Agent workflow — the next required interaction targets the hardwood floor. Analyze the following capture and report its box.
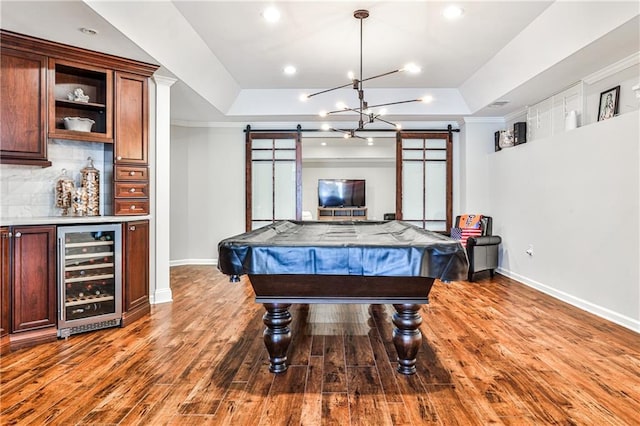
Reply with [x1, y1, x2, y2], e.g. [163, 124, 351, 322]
[1, 265, 639, 425]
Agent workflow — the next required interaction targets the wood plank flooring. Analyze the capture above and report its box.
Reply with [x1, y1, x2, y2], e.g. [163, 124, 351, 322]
[1, 265, 639, 425]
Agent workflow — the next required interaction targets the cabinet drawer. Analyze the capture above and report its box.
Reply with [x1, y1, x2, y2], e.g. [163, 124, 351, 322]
[114, 199, 149, 215]
[115, 182, 148, 198]
[115, 165, 148, 181]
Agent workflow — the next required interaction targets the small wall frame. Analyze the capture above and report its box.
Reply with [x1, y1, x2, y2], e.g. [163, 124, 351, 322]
[597, 85, 620, 121]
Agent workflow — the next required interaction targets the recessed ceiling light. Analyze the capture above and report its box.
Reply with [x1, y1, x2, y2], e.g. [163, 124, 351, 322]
[263, 6, 281, 23]
[443, 5, 464, 20]
[284, 65, 296, 75]
[79, 27, 98, 36]
[321, 142, 327, 146]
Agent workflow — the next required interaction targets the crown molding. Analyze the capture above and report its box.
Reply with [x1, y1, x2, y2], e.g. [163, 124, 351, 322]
[583, 51, 639, 85]
[462, 117, 505, 124]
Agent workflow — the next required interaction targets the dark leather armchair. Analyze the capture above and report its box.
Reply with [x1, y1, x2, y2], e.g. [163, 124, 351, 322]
[455, 215, 502, 282]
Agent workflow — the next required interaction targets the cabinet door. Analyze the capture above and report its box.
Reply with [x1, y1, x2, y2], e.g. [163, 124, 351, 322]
[551, 82, 584, 135]
[11, 226, 56, 332]
[115, 72, 148, 165]
[0, 48, 49, 166]
[526, 98, 552, 142]
[122, 220, 149, 323]
[1, 227, 10, 343]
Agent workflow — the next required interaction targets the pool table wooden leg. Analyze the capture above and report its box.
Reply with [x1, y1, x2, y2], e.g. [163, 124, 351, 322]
[262, 303, 292, 373]
[392, 304, 423, 375]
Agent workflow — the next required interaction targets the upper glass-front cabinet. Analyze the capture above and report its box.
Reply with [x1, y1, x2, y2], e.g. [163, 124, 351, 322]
[48, 59, 114, 143]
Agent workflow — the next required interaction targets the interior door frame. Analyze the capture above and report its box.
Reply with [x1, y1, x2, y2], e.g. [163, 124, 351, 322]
[245, 127, 302, 231]
[395, 130, 453, 231]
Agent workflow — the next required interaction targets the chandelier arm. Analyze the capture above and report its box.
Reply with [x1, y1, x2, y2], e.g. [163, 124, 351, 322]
[373, 116, 400, 128]
[307, 81, 356, 99]
[360, 69, 402, 83]
[365, 99, 422, 109]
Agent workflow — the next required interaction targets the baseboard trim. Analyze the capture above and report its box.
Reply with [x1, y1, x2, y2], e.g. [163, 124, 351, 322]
[151, 288, 173, 305]
[170, 258, 217, 267]
[497, 267, 639, 333]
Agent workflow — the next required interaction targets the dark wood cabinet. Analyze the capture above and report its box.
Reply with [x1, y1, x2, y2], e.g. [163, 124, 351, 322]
[115, 72, 148, 165]
[113, 72, 150, 215]
[1, 227, 10, 354]
[10, 225, 57, 348]
[0, 47, 50, 167]
[48, 58, 113, 143]
[122, 220, 150, 326]
[1, 29, 157, 174]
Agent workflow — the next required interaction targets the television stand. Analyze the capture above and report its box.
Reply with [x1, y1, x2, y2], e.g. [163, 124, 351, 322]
[318, 207, 368, 221]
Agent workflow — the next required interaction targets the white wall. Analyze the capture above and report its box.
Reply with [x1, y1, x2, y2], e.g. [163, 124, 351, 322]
[301, 137, 396, 220]
[169, 126, 246, 265]
[474, 111, 639, 331]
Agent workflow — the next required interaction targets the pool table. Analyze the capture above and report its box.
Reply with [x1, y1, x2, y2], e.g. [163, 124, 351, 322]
[218, 220, 468, 375]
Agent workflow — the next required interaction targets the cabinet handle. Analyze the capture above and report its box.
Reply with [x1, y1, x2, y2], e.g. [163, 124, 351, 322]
[129, 171, 136, 176]
[14, 232, 22, 238]
[129, 188, 136, 193]
[130, 205, 136, 210]
[117, 156, 122, 160]
[129, 225, 136, 231]
[1, 232, 11, 238]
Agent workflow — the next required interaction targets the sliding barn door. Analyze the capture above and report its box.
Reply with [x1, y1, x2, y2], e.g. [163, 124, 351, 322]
[396, 132, 452, 232]
[246, 131, 301, 231]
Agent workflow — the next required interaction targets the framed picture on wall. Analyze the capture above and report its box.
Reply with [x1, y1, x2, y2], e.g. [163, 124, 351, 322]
[598, 85, 620, 121]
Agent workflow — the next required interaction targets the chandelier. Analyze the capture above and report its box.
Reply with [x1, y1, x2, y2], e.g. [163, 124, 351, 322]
[301, 9, 431, 140]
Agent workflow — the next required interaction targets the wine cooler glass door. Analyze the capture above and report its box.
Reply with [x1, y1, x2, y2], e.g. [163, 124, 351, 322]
[58, 224, 122, 329]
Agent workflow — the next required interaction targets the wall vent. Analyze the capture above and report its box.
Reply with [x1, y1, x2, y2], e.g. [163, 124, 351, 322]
[488, 100, 510, 108]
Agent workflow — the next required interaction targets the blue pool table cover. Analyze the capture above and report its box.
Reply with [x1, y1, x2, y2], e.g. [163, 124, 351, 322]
[218, 221, 469, 282]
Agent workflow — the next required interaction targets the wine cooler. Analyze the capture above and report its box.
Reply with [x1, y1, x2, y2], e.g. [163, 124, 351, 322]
[57, 224, 122, 338]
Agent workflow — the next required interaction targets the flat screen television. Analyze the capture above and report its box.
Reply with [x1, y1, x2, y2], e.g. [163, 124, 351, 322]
[318, 179, 366, 207]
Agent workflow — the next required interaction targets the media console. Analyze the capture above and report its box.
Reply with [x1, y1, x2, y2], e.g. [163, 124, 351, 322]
[317, 207, 367, 221]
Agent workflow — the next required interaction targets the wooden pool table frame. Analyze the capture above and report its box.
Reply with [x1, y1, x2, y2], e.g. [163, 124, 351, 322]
[249, 274, 436, 375]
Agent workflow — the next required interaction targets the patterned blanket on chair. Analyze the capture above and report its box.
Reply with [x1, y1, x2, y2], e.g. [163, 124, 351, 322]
[451, 214, 483, 247]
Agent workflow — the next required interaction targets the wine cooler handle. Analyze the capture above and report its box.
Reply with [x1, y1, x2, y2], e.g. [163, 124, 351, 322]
[129, 225, 136, 231]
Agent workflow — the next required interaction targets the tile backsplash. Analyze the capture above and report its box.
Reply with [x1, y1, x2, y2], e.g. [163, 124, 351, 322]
[0, 139, 113, 219]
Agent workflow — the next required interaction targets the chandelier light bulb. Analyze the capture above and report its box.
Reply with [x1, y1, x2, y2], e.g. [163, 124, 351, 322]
[336, 101, 348, 110]
[443, 5, 464, 20]
[421, 95, 434, 103]
[319, 110, 328, 117]
[379, 108, 387, 116]
[263, 6, 281, 23]
[299, 93, 309, 102]
[284, 65, 297, 75]
[395, 123, 402, 130]
[367, 137, 373, 143]
[321, 123, 331, 131]
[347, 71, 355, 80]
[344, 133, 351, 139]
[401, 63, 421, 74]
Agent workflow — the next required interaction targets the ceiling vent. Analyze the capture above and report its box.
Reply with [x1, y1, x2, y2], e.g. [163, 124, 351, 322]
[488, 100, 510, 108]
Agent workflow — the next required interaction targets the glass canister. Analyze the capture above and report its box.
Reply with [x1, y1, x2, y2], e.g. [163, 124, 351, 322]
[55, 168, 75, 216]
[80, 157, 100, 216]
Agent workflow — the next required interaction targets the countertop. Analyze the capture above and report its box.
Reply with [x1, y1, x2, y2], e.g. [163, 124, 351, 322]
[1, 215, 151, 227]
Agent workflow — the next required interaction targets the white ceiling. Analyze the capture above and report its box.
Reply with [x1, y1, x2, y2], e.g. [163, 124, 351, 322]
[1, 1, 638, 128]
